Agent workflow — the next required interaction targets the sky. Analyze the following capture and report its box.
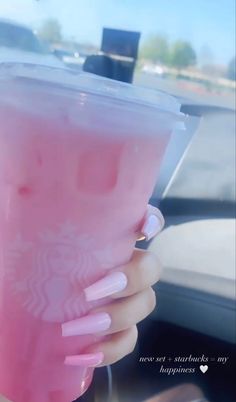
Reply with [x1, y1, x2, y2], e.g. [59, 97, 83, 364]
[0, 0, 235, 65]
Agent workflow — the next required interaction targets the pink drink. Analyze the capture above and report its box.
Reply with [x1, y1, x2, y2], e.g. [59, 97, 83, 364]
[0, 65, 183, 402]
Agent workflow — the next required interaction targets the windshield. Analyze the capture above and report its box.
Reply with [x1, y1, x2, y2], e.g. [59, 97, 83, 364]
[0, 0, 235, 206]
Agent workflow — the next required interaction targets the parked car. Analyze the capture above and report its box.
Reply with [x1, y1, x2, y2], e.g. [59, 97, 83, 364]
[53, 48, 85, 69]
[0, 19, 63, 68]
[142, 63, 164, 76]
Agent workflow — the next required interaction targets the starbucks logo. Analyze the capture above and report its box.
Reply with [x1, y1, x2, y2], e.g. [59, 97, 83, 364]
[5, 222, 114, 322]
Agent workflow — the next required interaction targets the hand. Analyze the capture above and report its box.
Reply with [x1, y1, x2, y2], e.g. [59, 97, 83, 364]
[62, 205, 164, 367]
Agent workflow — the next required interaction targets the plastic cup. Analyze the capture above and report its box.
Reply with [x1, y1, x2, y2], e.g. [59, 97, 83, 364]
[0, 64, 184, 402]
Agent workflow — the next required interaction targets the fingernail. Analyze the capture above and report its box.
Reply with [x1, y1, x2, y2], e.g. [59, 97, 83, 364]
[64, 352, 104, 367]
[62, 312, 111, 337]
[84, 271, 128, 302]
[141, 214, 163, 241]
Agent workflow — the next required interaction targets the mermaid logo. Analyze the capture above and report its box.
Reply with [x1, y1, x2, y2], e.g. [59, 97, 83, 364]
[5, 222, 114, 322]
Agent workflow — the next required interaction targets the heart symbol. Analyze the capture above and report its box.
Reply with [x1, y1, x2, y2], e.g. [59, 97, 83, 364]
[200, 365, 208, 373]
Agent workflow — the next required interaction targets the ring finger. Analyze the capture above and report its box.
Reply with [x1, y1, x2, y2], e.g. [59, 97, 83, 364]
[62, 287, 156, 337]
[64, 325, 138, 367]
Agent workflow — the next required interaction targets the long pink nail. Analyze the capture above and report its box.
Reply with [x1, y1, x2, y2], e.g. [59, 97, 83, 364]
[62, 312, 111, 337]
[141, 214, 163, 241]
[64, 352, 104, 367]
[84, 271, 127, 302]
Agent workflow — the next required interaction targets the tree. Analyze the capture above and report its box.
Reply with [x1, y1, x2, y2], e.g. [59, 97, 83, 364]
[38, 19, 62, 43]
[140, 35, 169, 64]
[199, 44, 214, 67]
[227, 57, 236, 81]
[169, 41, 197, 69]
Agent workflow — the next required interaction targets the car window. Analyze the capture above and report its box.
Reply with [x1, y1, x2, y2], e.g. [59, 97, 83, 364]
[0, 1, 235, 207]
[164, 109, 235, 203]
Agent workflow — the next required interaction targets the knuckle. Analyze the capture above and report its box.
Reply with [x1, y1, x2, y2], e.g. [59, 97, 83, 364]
[128, 251, 162, 296]
[139, 251, 160, 275]
[106, 327, 138, 364]
[119, 310, 133, 329]
[147, 287, 157, 313]
[127, 326, 138, 354]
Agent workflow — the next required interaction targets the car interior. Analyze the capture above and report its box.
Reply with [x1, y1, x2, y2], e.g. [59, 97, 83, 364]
[0, 2, 235, 402]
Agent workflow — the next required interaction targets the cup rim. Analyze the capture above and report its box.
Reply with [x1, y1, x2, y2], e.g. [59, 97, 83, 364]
[0, 62, 184, 120]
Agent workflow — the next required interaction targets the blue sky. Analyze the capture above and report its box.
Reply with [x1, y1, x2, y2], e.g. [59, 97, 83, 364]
[0, 0, 235, 64]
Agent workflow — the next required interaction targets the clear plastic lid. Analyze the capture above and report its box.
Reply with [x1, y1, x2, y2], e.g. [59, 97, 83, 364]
[0, 62, 185, 122]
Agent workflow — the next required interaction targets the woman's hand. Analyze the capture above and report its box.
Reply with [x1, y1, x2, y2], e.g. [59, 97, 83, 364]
[62, 205, 164, 367]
